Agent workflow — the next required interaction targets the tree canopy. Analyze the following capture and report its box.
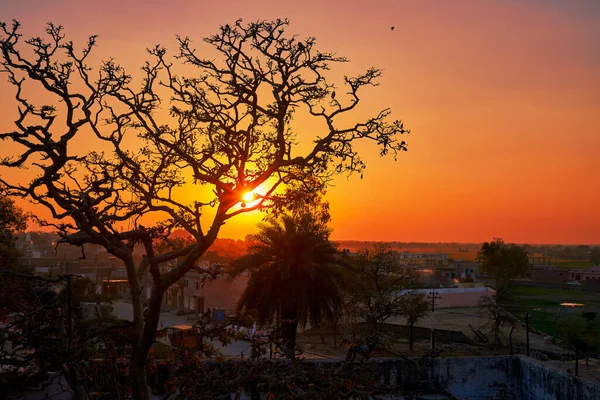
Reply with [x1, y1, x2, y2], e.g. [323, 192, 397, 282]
[0, 18, 410, 398]
[346, 243, 419, 334]
[477, 238, 529, 296]
[0, 195, 27, 270]
[230, 202, 345, 358]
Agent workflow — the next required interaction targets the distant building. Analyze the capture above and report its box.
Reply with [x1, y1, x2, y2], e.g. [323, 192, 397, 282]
[531, 265, 569, 284]
[163, 262, 248, 315]
[450, 261, 481, 281]
[396, 252, 449, 267]
[569, 265, 600, 283]
[101, 280, 129, 297]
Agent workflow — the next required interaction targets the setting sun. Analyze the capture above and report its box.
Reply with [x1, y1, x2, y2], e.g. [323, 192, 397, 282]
[242, 192, 255, 203]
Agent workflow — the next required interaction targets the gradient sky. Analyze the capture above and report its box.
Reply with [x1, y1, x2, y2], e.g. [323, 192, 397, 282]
[1, 0, 599, 244]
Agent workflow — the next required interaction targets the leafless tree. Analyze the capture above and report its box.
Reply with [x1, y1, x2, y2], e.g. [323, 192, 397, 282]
[346, 244, 417, 337]
[478, 295, 517, 349]
[0, 18, 409, 399]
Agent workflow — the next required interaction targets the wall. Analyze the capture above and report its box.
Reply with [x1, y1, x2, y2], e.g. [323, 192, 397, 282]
[20, 356, 600, 400]
[237, 356, 600, 400]
[518, 357, 600, 400]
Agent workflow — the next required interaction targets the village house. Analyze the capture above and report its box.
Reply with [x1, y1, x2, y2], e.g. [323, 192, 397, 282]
[569, 265, 600, 282]
[163, 262, 249, 316]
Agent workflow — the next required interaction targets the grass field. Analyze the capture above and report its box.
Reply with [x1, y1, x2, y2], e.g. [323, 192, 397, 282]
[508, 285, 600, 341]
[553, 260, 595, 269]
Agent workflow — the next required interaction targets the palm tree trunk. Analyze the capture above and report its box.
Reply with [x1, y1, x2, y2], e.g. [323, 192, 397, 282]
[281, 308, 298, 359]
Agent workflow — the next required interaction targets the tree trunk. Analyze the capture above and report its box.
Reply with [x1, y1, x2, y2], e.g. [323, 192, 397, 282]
[129, 352, 150, 400]
[333, 317, 338, 348]
[129, 286, 164, 400]
[586, 353, 590, 370]
[281, 308, 298, 359]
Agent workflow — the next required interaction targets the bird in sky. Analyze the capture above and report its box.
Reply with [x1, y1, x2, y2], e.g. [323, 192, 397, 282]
[391, 26, 395, 31]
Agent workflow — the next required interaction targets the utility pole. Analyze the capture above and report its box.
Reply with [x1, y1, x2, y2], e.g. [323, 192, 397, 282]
[428, 290, 442, 350]
[525, 313, 530, 357]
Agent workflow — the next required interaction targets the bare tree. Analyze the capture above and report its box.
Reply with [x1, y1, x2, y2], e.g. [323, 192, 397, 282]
[347, 244, 418, 338]
[0, 19, 409, 399]
[478, 296, 517, 349]
[400, 293, 429, 351]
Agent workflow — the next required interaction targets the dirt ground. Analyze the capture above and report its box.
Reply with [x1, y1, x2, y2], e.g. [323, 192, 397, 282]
[296, 315, 600, 385]
[297, 307, 570, 360]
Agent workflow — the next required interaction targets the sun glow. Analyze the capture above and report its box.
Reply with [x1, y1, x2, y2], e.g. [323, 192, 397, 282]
[242, 191, 255, 203]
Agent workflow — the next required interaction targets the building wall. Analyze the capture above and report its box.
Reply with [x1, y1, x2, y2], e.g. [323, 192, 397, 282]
[169, 270, 249, 315]
[396, 252, 449, 267]
[570, 266, 600, 282]
[531, 268, 569, 284]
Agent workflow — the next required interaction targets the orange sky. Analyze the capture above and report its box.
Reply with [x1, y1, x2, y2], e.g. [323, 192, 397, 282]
[1, 0, 599, 244]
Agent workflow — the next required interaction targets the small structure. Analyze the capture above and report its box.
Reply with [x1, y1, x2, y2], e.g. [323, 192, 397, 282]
[169, 325, 197, 348]
[101, 279, 128, 297]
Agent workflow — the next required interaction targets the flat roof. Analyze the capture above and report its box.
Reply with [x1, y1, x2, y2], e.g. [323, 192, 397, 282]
[171, 325, 194, 330]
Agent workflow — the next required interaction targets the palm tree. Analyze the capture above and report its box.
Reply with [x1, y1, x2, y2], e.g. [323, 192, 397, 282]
[230, 211, 345, 359]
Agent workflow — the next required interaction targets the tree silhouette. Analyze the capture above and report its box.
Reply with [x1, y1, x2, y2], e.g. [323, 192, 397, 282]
[346, 243, 418, 337]
[0, 19, 409, 398]
[477, 238, 529, 298]
[230, 204, 345, 359]
[0, 195, 27, 271]
[400, 293, 429, 350]
[478, 295, 517, 349]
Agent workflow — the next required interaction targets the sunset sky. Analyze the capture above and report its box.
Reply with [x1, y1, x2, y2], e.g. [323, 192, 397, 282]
[0, 0, 599, 244]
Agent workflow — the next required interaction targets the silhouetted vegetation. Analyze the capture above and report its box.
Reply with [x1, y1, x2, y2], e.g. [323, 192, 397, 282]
[478, 238, 530, 298]
[231, 202, 345, 359]
[344, 243, 423, 341]
[0, 18, 408, 398]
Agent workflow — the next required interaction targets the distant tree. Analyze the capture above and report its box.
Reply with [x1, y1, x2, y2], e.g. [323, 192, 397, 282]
[347, 243, 418, 337]
[0, 195, 28, 271]
[590, 247, 600, 264]
[68, 276, 115, 314]
[557, 315, 599, 370]
[0, 19, 409, 398]
[230, 200, 345, 359]
[0, 195, 31, 314]
[400, 293, 429, 350]
[579, 312, 599, 368]
[477, 238, 529, 298]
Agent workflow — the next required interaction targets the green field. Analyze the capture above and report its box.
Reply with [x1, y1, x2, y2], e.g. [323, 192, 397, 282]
[508, 285, 600, 340]
[553, 260, 595, 269]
